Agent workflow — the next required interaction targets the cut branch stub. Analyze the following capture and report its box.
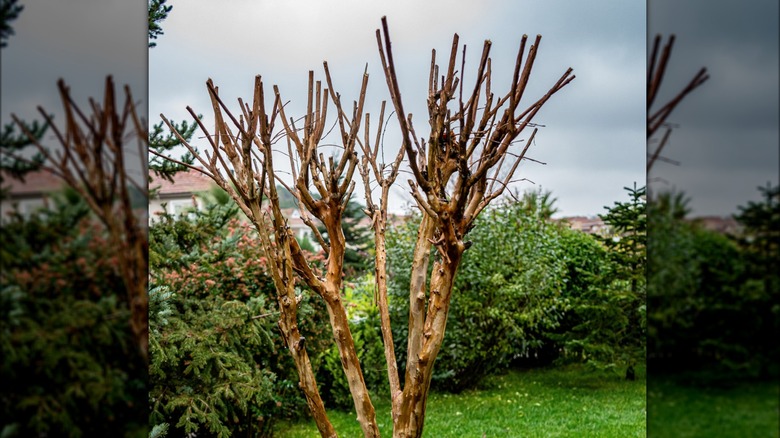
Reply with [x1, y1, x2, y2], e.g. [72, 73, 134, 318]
[376, 17, 573, 437]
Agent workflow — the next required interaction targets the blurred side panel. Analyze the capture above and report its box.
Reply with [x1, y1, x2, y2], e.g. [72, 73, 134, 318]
[1, 0, 149, 436]
[647, 0, 779, 436]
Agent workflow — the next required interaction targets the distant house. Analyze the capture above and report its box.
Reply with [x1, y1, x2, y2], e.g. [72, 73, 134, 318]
[558, 213, 743, 238]
[149, 168, 320, 245]
[558, 216, 611, 236]
[149, 169, 215, 220]
[1, 169, 64, 221]
[691, 215, 742, 235]
[2, 168, 148, 224]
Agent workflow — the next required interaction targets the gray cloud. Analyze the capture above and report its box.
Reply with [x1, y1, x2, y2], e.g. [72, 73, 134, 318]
[1, 0, 147, 120]
[1, 0, 148, 185]
[149, 0, 646, 216]
[3, 0, 647, 217]
[649, 0, 779, 215]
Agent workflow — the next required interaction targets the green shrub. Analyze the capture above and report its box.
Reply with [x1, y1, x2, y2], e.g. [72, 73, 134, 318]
[387, 201, 574, 392]
[647, 191, 777, 377]
[386, 192, 647, 390]
[149, 195, 332, 436]
[549, 186, 646, 378]
[149, 286, 277, 437]
[0, 190, 147, 437]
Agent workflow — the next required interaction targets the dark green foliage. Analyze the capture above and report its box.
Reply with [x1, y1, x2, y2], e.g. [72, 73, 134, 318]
[599, 184, 647, 282]
[0, 120, 48, 183]
[387, 201, 578, 392]
[648, 188, 778, 377]
[0, 0, 23, 48]
[149, 286, 276, 437]
[148, 0, 172, 48]
[149, 193, 333, 436]
[555, 184, 646, 376]
[149, 187, 240, 270]
[734, 184, 779, 375]
[148, 118, 199, 184]
[385, 190, 647, 391]
[735, 184, 779, 296]
[0, 190, 147, 437]
[544, 228, 634, 372]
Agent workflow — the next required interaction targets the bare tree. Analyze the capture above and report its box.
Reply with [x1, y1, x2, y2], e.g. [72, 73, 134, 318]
[647, 34, 709, 173]
[154, 67, 373, 437]
[11, 76, 150, 362]
[155, 17, 572, 437]
[374, 17, 573, 436]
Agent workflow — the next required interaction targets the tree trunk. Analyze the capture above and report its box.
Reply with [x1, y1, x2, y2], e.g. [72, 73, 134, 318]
[373, 208, 402, 412]
[321, 216, 380, 437]
[278, 294, 337, 438]
[323, 290, 380, 437]
[395, 235, 463, 438]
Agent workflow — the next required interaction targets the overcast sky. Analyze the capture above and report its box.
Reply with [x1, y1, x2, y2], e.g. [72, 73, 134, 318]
[3, 1, 776, 217]
[0, 0, 148, 183]
[649, 0, 779, 216]
[145, 0, 646, 217]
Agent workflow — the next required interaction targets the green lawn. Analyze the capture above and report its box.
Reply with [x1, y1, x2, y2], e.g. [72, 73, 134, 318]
[275, 365, 646, 437]
[647, 375, 779, 437]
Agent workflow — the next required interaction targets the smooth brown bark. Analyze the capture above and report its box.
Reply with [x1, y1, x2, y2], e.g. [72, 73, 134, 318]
[400, 213, 434, 410]
[259, 161, 337, 437]
[372, 208, 402, 409]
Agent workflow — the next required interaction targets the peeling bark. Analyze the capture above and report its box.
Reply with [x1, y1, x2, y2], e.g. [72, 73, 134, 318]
[157, 16, 573, 437]
[376, 16, 573, 437]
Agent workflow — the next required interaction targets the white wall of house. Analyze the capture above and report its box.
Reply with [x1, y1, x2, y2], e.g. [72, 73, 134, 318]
[148, 195, 207, 223]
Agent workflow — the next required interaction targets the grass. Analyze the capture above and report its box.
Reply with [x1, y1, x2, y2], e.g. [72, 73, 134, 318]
[647, 374, 780, 437]
[274, 365, 646, 437]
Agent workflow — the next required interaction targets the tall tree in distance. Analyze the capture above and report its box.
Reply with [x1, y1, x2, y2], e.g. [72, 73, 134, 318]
[0, 119, 47, 183]
[0, 0, 24, 48]
[599, 183, 647, 379]
[519, 187, 559, 220]
[148, 117, 198, 182]
[734, 183, 779, 375]
[148, 0, 172, 48]
[0, 0, 48, 184]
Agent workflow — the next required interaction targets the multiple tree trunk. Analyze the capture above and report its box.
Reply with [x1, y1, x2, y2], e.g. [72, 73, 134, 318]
[157, 17, 573, 437]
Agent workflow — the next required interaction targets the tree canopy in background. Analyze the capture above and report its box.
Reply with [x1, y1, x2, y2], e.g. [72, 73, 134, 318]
[0, 0, 23, 48]
[647, 187, 779, 378]
[148, 0, 172, 48]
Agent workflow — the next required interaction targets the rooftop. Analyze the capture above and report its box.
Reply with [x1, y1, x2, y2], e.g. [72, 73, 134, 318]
[1, 168, 65, 197]
[151, 168, 216, 197]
